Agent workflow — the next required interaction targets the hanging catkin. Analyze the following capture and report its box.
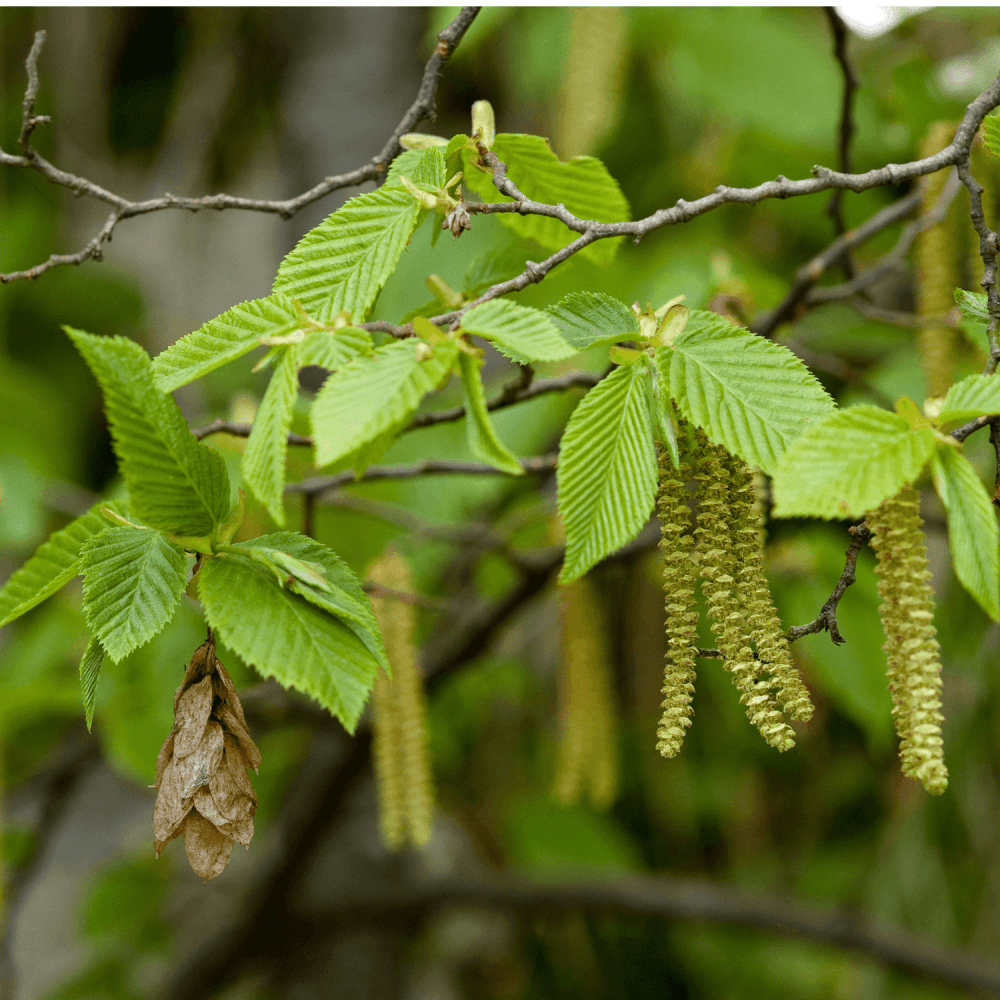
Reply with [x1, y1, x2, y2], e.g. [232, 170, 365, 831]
[868, 485, 948, 795]
[369, 549, 434, 848]
[695, 439, 795, 751]
[553, 575, 619, 810]
[655, 444, 700, 758]
[726, 453, 814, 723]
[917, 121, 963, 398]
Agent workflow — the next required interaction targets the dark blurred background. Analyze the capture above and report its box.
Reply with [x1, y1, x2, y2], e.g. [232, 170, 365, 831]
[2, 7, 1000, 1000]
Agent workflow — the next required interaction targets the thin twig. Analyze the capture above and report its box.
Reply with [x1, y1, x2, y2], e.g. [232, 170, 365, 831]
[192, 370, 601, 447]
[361, 580, 449, 611]
[0, 9, 481, 283]
[286, 453, 559, 499]
[990, 417, 1000, 506]
[752, 191, 921, 336]
[822, 7, 859, 256]
[786, 523, 872, 643]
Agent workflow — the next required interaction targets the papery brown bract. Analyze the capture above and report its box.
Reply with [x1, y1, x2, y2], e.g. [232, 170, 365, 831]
[153, 638, 259, 879]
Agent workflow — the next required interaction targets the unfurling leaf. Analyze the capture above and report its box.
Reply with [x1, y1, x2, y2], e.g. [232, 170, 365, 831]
[460, 299, 576, 364]
[153, 639, 259, 880]
[80, 635, 106, 732]
[547, 292, 641, 350]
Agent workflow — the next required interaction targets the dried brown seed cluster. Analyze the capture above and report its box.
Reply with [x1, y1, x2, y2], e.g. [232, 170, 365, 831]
[153, 638, 260, 880]
[552, 576, 619, 810]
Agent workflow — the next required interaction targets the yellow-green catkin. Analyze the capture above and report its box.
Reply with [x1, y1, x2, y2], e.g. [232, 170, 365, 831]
[552, 576, 619, 809]
[868, 486, 949, 795]
[369, 549, 435, 847]
[655, 445, 700, 757]
[726, 454, 814, 724]
[696, 440, 795, 751]
[917, 121, 963, 398]
[555, 7, 626, 158]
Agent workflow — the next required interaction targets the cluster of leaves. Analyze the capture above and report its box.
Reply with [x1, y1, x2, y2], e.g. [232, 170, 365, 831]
[3, 119, 1000, 746]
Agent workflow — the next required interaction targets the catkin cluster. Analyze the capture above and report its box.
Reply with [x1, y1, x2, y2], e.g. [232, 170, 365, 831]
[552, 576, 619, 810]
[656, 431, 813, 757]
[868, 486, 949, 795]
[368, 549, 435, 849]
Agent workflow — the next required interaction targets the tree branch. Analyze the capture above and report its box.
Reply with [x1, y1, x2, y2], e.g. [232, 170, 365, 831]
[285, 453, 559, 500]
[303, 873, 1000, 996]
[822, 7, 859, 253]
[0, 9, 481, 283]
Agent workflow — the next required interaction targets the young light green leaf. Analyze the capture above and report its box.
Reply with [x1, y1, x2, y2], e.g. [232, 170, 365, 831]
[982, 114, 1000, 158]
[243, 348, 298, 526]
[644, 355, 680, 470]
[955, 288, 989, 324]
[0, 500, 127, 629]
[547, 292, 641, 350]
[80, 526, 188, 662]
[152, 294, 304, 392]
[458, 352, 524, 475]
[557, 363, 658, 584]
[386, 146, 446, 188]
[273, 187, 422, 322]
[235, 532, 389, 672]
[80, 635, 106, 732]
[460, 299, 575, 363]
[771, 406, 937, 519]
[936, 373, 1000, 424]
[460, 133, 630, 265]
[311, 338, 459, 469]
[657, 311, 834, 475]
[295, 326, 373, 370]
[67, 329, 231, 535]
[930, 444, 1000, 620]
[198, 552, 381, 732]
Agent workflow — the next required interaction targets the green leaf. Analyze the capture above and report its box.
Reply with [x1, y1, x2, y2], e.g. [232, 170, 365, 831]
[955, 288, 989, 324]
[242, 348, 298, 526]
[152, 294, 304, 392]
[234, 532, 389, 672]
[311, 338, 459, 469]
[937, 373, 1000, 424]
[463, 241, 543, 297]
[771, 406, 938, 519]
[66, 329, 231, 535]
[557, 364, 658, 583]
[460, 299, 576, 364]
[80, 635, 106, 731]
[644, 356, 680, 470]
[386, 146, 446, 188]
[547, 292, 641, 350]
[982, 114, 1000, 158]
[198, 552, 381, 731]
[0, 501, 127, 628]
[273, 187, 422, 322]
[657, 311, 835, 475]
[80, 526, 187, 662]
[295, 326, 373, 370]
[460, 133, 630, 265]
[930, 444, 1000, 620]
[458, 352, 524, 475]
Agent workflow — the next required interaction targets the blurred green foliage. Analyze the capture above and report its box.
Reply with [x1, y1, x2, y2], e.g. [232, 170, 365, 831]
[1, 7, 999, 1000]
